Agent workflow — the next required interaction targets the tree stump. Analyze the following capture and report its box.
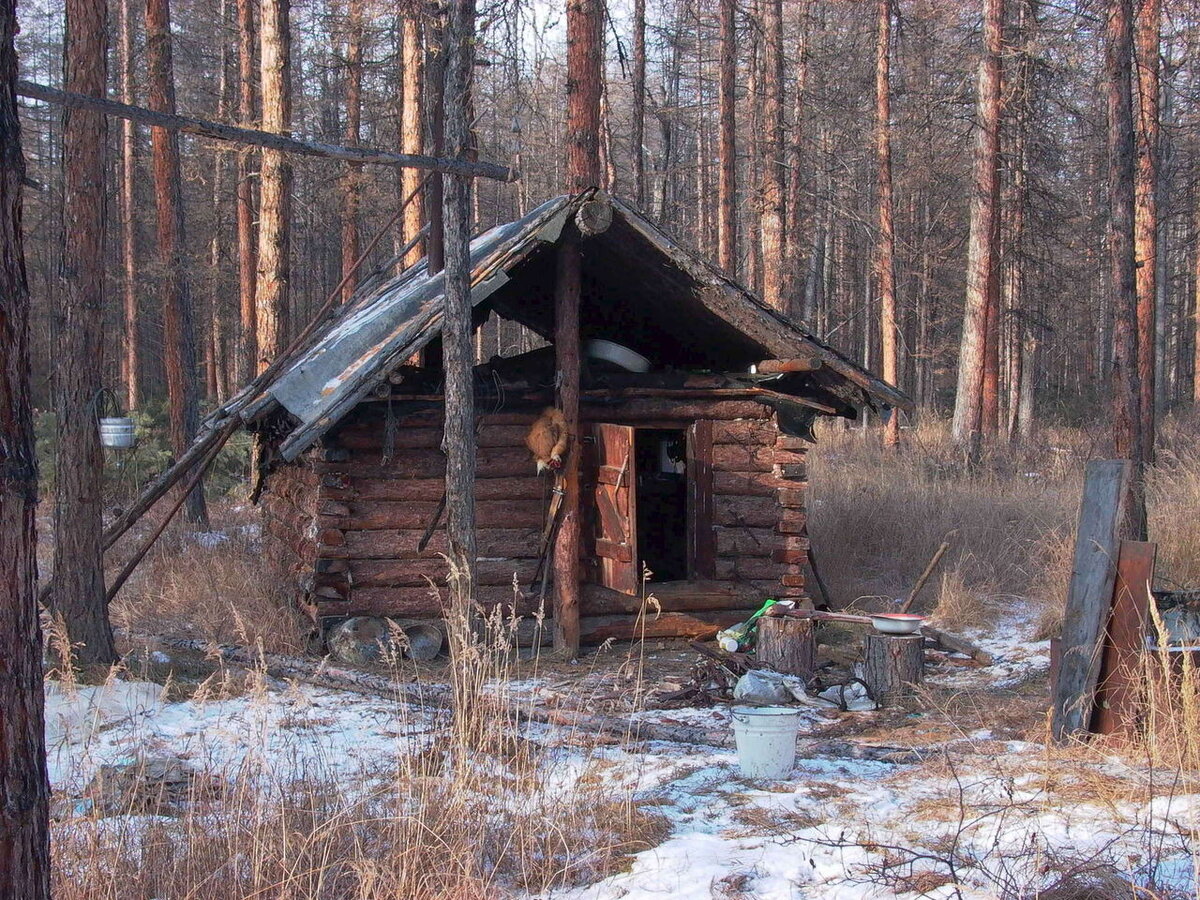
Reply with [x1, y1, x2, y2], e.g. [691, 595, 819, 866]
[862, 633, 924, 707]
[757, 616, 816, 678]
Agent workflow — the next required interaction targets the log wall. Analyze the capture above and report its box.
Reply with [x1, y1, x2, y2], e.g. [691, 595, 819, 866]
[259, 398, 812, 637]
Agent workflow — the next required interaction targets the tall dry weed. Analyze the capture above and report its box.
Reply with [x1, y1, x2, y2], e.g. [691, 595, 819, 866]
[806, 418, 1083, 628]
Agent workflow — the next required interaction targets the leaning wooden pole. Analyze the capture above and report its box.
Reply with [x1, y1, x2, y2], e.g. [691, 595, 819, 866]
[16, 80, 516, 181]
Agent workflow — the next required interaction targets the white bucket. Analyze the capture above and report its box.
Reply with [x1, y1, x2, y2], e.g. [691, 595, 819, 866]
[731, 706, 802, 778]
[99, 417, 136, 449]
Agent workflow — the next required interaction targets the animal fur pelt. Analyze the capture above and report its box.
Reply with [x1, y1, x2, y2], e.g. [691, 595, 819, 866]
[525, 407, 571, 473]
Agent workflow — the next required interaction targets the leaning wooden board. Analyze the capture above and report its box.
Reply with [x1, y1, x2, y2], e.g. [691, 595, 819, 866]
[1051, 459, 1133, 743]
[1091, 540, 1156, 737]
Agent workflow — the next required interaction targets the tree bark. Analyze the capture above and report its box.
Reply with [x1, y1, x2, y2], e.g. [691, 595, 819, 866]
[1133, 0, 1159, 465]
[863, 633, 923, 707]
[951, 0, 1004, 459]
[256, 0, 291, 370]
[400, 15, 425, 269]
[554, 0, 602, 658]
[146, 0, 208, 526]
[631, 0, 646, 208]
[876, 0, 899, 449]
[442, 0, 476, 632]
[1106, 0, 1145, 538]
[757, 616, 815, 678]
[53, 0, 118, 670]
[716, 0, 736, 274]
[235, 0, 256, 383]
[785, 0, 810, 307]
[756, 0, 785, 311]
[118, 0, 139, 411]
[0, 0, 51, 886]
[339, 0, 363, 303]
[566, 0, 602, 192]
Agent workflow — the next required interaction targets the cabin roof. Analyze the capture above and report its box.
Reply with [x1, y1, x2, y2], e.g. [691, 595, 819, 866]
[244, 190, 912, 461]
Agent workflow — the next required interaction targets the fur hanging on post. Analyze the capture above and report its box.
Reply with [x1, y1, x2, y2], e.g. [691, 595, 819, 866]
[525, 406, 571, 473]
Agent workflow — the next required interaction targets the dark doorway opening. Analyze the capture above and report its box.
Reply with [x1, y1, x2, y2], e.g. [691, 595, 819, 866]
[635, 428, 688, 582]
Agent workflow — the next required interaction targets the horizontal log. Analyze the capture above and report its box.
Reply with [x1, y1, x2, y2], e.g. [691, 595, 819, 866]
[317, 585, 536, 619]
[579, 610, 749, 643]
[714, 494, 782, 528]
[715, 557, 797, 581]
[343, 527, 542, 560]
[777, 518, 808, 535]
[776, 434, 810, 451]
[321, 498, 544, 531]
[772, 548, 809, 565]
[346, 557, 538, 588]
[326, 476, 549, 503]
[715, 526, 778, 557]
[777, 488, 806, 509]
[581, 400, 771, 422]
[753, 357, 823, 374]
[331, 424, 531, 452]
[781, 574, 807, 588]
[315, 446, 535, 480]
[713, 471, 790, 497]
[778, 463, 807, 481]
[772, 448, 807, 468]
[711, 419, 779, 446]
[18, 80, 516, 181]
[582, 580, 760, 615]
[712, 444, 774, 473]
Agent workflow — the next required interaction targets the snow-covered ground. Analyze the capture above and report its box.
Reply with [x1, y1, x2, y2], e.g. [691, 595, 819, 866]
[44, 619, 1200, 898]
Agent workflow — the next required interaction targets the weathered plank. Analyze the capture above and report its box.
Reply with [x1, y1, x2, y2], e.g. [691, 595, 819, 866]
[347, 557, 538, 588]
[715, 526, 778, 557]
[711, 418, 778, 446]
[713, 494, 781, 528]
[329, 475, 548, 503]
[712, 443, 775, 473]
[1052, 459, 1133, 743]
[578, 609, 748, 643]
[1092, 539, 1156, 737]
[713, 471, 790, 497]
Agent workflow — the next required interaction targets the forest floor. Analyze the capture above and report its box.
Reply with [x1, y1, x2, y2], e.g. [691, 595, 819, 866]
[39, 417, 1200, 898]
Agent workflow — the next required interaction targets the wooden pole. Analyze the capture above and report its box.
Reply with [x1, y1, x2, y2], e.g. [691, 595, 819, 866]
[16, 79, 516, 181]
[552, 236, 582, 654]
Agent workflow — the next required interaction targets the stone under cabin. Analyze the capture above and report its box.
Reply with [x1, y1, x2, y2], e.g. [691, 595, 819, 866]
[243, 191, 912, 646]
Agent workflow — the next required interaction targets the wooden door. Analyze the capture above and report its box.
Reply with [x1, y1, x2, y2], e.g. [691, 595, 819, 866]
[585, 423, 638, 595]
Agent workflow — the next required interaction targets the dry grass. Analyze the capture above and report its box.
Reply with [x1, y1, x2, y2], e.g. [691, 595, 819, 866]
[806, 418, 1086, 628]
[108, 505, 310, 655]
[50, 588, 667, 899]
[808, 415, 1200, 634]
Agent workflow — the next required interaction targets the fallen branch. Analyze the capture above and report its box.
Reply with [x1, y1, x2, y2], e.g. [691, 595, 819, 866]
[899, 536, 953, 613]
[18, 80, 516, 182]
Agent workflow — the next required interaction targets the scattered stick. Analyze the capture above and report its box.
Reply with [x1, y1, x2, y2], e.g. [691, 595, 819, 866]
[899, 536, 953, 613]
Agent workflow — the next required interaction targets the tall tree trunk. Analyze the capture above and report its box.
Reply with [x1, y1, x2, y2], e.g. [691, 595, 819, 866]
[785, 0, 810, 308]
[756, 0, 784, 310]
[400, 15, 425, 269]
[951, 0, 1004, 459]
[0, 0, 50, 885]
[1195, 189, 1200, 407]
[256, 0, 290, 370]
[236, 0, 256, 383]
[146, 0, 208, 525]
[340, 0, 362, 303]
[555, 0, 602, 657]
[875, 0, 899, 449]
[53, 0, 118, 669]
[442, 0, 476, 636]
[631, 0, 645, 207]
[1106, 0, 1145, 537]
[207, 0, 230, 402]
[716, 0, 736, 274]
[118, 0, 139, 410]
[1133, 0, 1158, 465]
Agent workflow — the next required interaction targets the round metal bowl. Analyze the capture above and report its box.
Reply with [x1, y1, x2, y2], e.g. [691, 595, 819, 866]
[870, 613, 925, 635]
[584, 339, 651, 373]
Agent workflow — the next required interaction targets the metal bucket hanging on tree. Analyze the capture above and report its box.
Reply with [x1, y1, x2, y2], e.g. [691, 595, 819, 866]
[96, 388, 136, 449]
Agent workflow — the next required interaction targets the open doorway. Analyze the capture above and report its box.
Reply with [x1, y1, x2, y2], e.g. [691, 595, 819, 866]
[634, 428, 688, 582]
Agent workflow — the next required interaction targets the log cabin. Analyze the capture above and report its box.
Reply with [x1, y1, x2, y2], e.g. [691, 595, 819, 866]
[243, 191, 912, 646]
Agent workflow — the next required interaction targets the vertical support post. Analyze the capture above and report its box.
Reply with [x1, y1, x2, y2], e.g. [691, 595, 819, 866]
[552, 235, 582, 655]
